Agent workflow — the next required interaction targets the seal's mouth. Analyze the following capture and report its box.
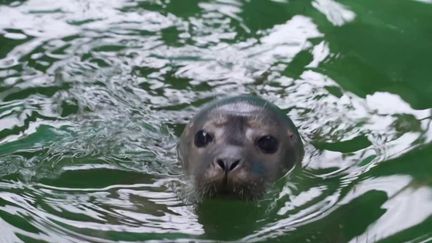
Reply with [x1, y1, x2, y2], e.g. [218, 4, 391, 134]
[195, 177, 265, 201]
[221, 173, 229, 187]
[219, 177, 233, 194]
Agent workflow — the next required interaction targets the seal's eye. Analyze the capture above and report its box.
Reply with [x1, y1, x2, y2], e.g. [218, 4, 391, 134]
[194, 130, 213, 147]
[256, 135, 278, 154]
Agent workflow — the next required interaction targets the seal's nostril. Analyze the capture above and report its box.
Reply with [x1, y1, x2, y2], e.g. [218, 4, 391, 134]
[216, 159, 225, 171]
[215, 158, 241, 173]
[229, 160, 240, 171]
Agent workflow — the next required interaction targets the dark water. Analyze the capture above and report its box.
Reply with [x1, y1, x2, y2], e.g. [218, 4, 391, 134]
[0, 0, 431, 242]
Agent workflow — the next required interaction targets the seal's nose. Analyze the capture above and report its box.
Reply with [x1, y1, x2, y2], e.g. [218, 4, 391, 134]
[214, 158, 242, 173]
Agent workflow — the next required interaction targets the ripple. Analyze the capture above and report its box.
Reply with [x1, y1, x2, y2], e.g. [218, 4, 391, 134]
[0, 0, 431, 241]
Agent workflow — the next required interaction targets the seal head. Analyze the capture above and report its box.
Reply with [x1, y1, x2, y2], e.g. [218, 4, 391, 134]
[178, 95, 304, 200]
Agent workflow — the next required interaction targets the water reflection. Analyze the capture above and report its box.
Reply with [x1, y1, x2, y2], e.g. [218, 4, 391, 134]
[312, 0, 356, 26]
[346, 176, 432, 242]
[0, 0, 431, 242]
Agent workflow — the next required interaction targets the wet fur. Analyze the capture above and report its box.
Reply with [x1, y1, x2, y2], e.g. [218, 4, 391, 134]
[178, 95, 304, 200]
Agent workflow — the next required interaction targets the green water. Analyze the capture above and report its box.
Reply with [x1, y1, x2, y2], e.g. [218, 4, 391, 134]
[0, 0, 431, 242]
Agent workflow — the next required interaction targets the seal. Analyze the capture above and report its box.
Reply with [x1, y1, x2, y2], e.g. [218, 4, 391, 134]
[177, 95, 304, 200]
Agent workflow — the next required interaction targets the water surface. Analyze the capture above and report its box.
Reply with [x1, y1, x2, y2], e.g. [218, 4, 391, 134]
[0, 0, 432, 242]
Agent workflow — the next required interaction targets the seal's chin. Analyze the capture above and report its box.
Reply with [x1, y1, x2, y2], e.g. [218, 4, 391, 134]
[194, 174, 266, 200]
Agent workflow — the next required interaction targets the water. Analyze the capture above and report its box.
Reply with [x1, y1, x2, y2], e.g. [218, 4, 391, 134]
[0, 0, 431, 242]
